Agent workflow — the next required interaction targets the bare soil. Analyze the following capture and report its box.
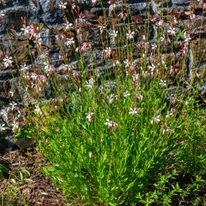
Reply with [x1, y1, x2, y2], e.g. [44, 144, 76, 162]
[0, 146, 69, 206]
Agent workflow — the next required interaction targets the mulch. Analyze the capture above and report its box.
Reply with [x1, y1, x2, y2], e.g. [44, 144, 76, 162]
[0, 146, 70, 206]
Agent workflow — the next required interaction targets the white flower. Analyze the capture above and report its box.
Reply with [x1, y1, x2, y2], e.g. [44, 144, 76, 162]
[148, 63, 156, 73]
[168, 27, 177, 36]
[17, 110, 21, 118]
[183, 32, 191, 43]
[65, 37, 75, 46]
[108, 3, 116, 15]
[64, 21, 73, 30]
[107, 94, 118, 104]
[172, 16, 178, 25]
[108, 94, 114, 104]
[88, 151, 93, 158]
[0, 109, 7, 117]
[129, 107, 138, 116]
[10, 121, 19, 131]
[136, 93, 143, 100]
[44, 62, 54, 72]
[160, 34, 165, 42]
[126, 30, 135, 40]
[123, 59, 131, 68]
[0, 12, 5, 19]
[132, 73, 139, 82]
[159, 80, 167, 87]
[0, 124, 6, 132]
[20, 64, 29, 71]
[163, 126, 174, 134]
[103, 47, 112, 57]
[9, 101, 17, 111]
[85, 77, 95, 89]
[123, 91, 130, 98]
[109, 30, 118, 40]
[86, 111, 94, 122]
[166, 111, 173, 118]
[151, 43, 157, 50]
[58, 64, 71, 71]
[59, 1, 67, 9]
[35, 105, 43, 115]
[21, 25, 31, 36]
[9, 90, 14, 97]
[36, 36, 43, 45]
[30, 73, 37, 80]
[105, 119, 113, 127]
[151, 115, 161, 124]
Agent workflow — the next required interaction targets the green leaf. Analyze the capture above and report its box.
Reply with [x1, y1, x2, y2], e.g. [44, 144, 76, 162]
[0, 164, 7, 179]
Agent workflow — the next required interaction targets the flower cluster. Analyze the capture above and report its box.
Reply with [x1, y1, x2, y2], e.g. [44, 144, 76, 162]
[105, 119, 118, 130]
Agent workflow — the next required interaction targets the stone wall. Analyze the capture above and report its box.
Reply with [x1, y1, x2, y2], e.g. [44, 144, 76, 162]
[0, 0, 206, 151]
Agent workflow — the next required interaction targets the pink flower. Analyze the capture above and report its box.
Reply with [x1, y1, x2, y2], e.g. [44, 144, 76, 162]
[108, 0, 116, 15]
[190, 13, 196, 20]
[55, 34, 65, 40]
[91, 0, 97, 6]
[158, 19, 164, 26]
[98, 25, 107, 34]
[103, 47, 112, 57]
[0, 12, 5, 21]
[3, 55, 13, 68]
[180, 46, 187, 54]
[73, 71, 80, 78]
[44, 62, 54, 73]
[113, 59, 120, 67]
[76, 42, 92, 53]
[0, 49, 3, 58]
[105, 119, 118, 129]
[86, 111, 94, 122]
[118, 11, 127, 21]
